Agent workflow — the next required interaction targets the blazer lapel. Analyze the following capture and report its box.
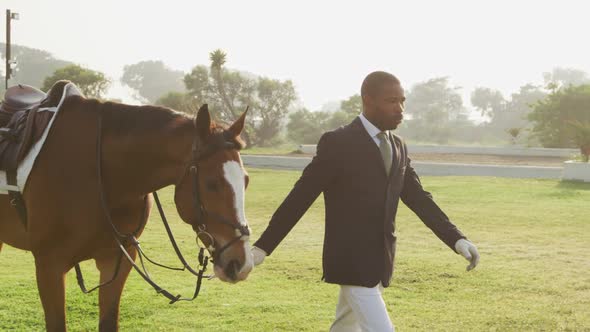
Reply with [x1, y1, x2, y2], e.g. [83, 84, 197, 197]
[388, 133, 400, 178]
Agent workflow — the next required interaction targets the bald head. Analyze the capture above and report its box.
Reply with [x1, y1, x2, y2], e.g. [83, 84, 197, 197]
[361, 71, 400, 98]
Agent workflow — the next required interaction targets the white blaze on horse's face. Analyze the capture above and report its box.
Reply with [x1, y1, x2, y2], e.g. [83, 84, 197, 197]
[222, 160, 248, 227]
[213, 159, 252, 282]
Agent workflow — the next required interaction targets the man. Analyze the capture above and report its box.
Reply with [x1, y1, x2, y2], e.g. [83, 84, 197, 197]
[252, 71, 479, 331]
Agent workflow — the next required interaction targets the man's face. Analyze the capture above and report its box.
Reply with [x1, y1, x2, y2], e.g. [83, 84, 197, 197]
[364, 83, 405, 131]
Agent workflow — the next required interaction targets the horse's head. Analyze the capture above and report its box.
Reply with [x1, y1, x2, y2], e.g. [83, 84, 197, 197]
[174, 104, 252, 283]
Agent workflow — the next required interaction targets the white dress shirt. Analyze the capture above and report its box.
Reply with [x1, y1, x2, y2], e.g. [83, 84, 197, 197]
[359, 113, 392, 151]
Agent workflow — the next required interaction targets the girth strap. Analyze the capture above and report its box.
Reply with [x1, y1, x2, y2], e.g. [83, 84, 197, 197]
[7, 170, 27, 229]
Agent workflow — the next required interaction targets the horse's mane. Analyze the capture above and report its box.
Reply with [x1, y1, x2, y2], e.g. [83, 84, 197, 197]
[101, 99, 194, 135]
[64, 95, 245, 150]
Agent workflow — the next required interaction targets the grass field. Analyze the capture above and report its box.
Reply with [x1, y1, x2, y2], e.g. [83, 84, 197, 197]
[1, 170, 589, 331]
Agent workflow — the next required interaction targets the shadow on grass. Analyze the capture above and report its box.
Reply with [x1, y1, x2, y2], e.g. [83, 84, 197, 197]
[555, 180, 590, 191]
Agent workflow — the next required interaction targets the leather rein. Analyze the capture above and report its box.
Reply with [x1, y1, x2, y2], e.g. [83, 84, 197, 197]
[74, 111, 249, 304]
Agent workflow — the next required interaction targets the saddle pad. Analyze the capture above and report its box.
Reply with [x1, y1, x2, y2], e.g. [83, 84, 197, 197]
[0, 82, 83, 194]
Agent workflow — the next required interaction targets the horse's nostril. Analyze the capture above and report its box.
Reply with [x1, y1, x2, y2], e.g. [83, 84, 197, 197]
[225, 259, 241, 280]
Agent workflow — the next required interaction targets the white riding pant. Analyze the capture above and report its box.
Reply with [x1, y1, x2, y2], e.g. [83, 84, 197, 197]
[330, 282, 394, 332]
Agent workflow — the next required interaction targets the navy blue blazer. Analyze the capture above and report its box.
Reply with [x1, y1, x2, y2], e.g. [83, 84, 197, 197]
[254, 117, 466, 287]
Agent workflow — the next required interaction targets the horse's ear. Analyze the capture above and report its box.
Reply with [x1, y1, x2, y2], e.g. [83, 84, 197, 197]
[228, 106, 248, 137]
[195, 104, 211, 141]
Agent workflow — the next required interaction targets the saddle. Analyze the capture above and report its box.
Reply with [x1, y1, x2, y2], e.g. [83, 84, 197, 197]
[0, 81, 69, 172]
[0, 84, 46, 115]
[0, 81, 71, 226]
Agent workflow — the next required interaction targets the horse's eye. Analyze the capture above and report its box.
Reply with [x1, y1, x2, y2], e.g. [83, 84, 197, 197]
[206, 180, 219, 192]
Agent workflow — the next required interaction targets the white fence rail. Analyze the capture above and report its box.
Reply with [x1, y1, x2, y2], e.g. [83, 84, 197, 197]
[299, 144, 578, 158]
[242, 155, 564, 179]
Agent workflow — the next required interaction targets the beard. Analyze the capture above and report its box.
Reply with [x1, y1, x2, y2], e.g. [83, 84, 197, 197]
[375, 107, 403, 130]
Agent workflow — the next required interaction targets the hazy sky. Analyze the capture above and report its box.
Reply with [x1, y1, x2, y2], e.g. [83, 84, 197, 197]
[2, 0, 589, 110]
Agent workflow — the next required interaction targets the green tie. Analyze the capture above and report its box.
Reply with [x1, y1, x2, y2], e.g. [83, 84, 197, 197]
[377, 131, 392, 176]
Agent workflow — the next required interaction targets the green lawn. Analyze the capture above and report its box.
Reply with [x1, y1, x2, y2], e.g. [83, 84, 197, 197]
[1, 170, 589, 331]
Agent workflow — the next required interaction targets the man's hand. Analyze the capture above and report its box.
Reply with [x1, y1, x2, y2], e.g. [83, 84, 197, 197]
[251, 246, 267, 266]
[455, 239, 479, 271]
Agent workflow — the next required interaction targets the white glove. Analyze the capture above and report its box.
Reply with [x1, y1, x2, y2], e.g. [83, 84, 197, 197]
[251, 246, 267, 266]
[455, 239, 480, 271]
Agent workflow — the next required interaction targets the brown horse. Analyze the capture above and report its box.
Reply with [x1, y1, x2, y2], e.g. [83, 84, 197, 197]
[0, 94, 253, 331]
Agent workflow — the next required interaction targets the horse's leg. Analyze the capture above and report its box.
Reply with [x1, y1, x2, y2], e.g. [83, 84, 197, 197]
[34, 255, 67, 332]
[95, 247, 136, 332]
[0, 241, 3, 253]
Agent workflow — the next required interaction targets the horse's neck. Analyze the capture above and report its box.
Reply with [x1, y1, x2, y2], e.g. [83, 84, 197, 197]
[103, 117, 193, 197]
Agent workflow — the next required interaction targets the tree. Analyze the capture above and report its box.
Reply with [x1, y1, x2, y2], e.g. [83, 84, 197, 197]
[506, 128, 523, 145]
[184, 52, 257, 145]
[287, 109, 332, 144]
[286, 101, 360, 145]
[327, 110, 354, 130]
[470, 84, 546, 144]
[407, 77, 465, 122]
[121, 60, 185, 103]
[543, 67, 590, 91]
[251, 77, 297, 146]
[470, 87, 506, 119]
[503, 84, 546, 128]
[529, 84, 590, 148]
[184, 49, 297, 146]
[404, 77, 467, 143]
[340, 94, 362, 117]
[0, 43, 72, 94]
[183, 65, 210, 106]
[42, 64, 110, 98]
[567, 120, 590, 162]
[156, 91, 198, 114]
[209, 49, 234, 116]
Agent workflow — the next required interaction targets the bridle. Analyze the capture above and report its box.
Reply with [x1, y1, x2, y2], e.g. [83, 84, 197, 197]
[74, 111, 249, 304]
[187, 129, 250, 263]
